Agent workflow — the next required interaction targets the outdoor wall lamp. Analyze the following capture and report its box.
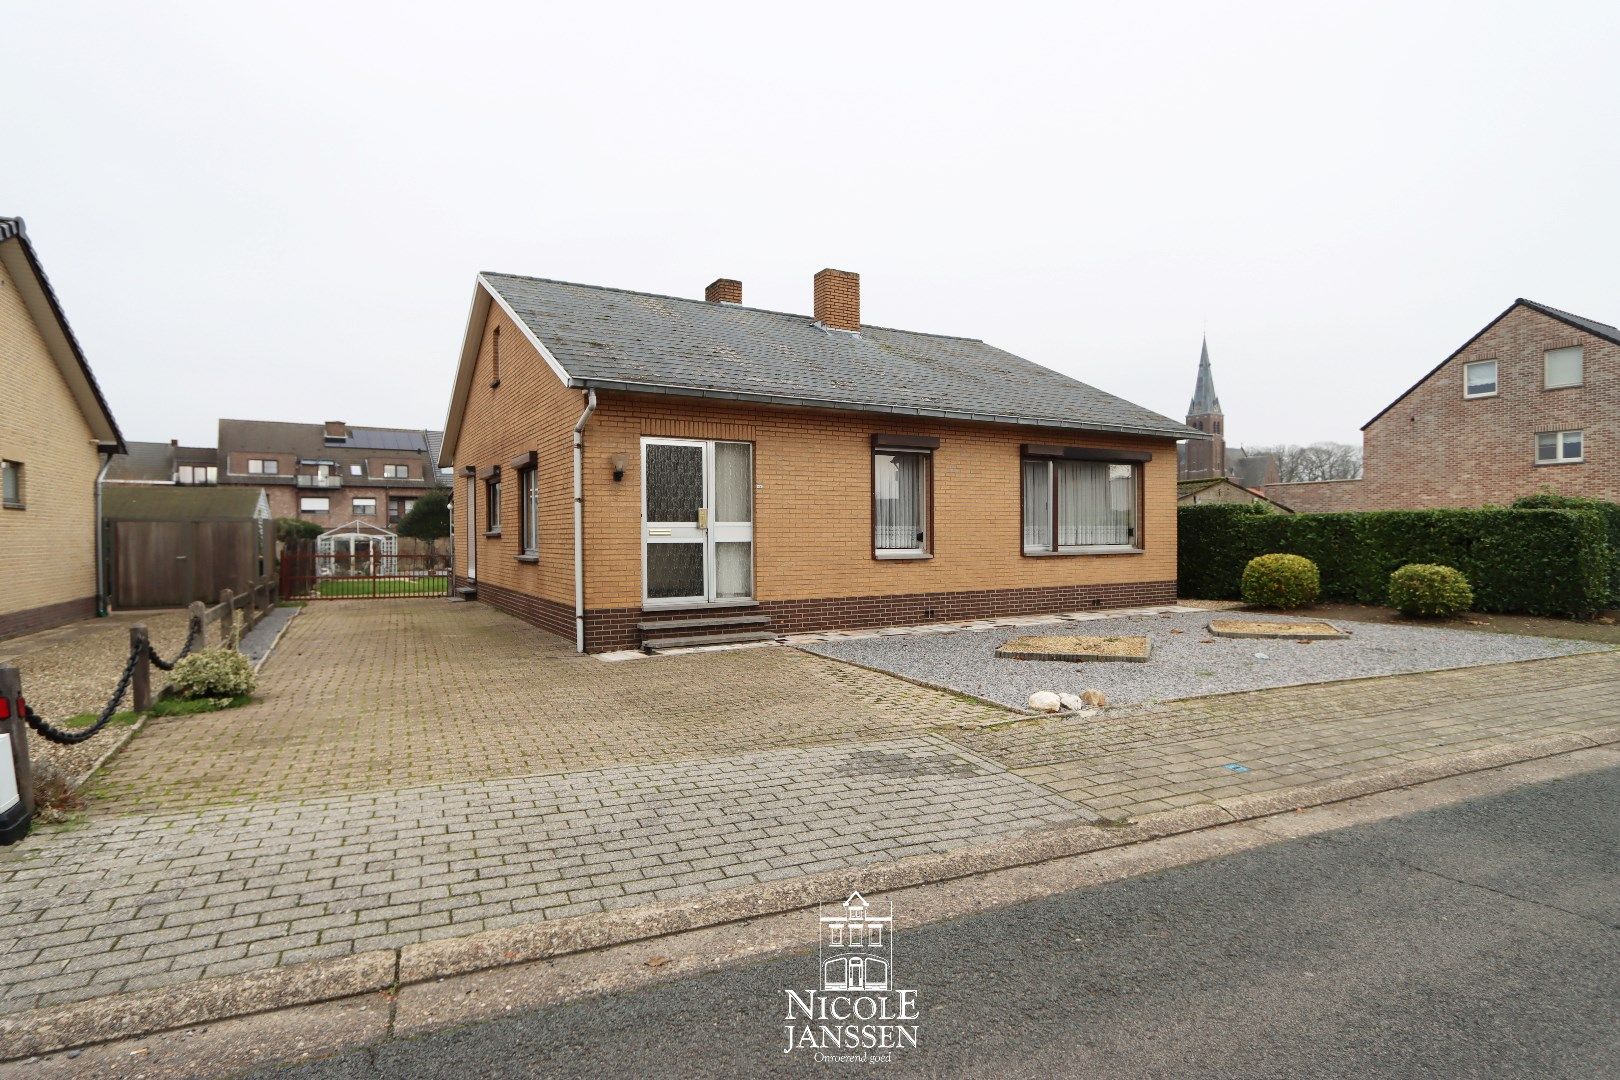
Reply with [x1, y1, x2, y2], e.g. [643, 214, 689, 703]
[610, 454, 628, 482]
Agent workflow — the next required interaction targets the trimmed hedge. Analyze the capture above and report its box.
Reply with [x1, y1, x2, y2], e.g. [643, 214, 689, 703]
[1512, 493, 1620, 603]
[1179, 502, 1610, 617]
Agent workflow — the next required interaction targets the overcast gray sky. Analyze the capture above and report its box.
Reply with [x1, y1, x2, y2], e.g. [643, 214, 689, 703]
[8, 2, 1619, 450]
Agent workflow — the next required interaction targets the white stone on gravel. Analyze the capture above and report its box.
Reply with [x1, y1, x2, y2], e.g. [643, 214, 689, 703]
[1058, 692, 1084, 711]
[800, 611, 1609, 711]
[1027, 691, 1063, 712]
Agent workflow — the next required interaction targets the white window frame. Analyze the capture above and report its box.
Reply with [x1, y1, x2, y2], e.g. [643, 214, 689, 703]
[299, 496, 331, 513]
[383, 463, 409, 479]
[485, 477, 501, 532]
[246, 457, 279, 476]
[352, 497, 377, 516]
[1535, 430, 1584, 465]
[1022, 458, 1142, 555]
[519, 466, 539, 556]
[872, 448, 931, 558]
[1544, 346, 1584, 390]
[1463, 359, 1497, 399]
[350, 463, 363, 476]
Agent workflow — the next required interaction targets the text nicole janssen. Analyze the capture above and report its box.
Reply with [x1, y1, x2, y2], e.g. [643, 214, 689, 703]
[782, 990, 921, 1053]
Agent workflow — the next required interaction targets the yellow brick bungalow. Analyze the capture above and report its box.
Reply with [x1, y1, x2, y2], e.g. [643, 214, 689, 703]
[0, 217, 125, 640]
[439, 269, 1199, 653]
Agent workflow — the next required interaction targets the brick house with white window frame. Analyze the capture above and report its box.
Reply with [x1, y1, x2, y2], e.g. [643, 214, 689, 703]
[1269, 299, 1620, 512]
[216, 418, 444, 531]
[439, 268, 1200, 653]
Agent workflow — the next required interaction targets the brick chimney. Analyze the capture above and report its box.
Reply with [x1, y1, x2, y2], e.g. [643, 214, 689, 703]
[705, 278, 742, 304]
[324, 421, 347, 439]
[813, 269, 860, 331]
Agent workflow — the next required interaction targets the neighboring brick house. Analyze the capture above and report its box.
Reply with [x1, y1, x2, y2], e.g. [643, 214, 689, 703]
[0, 217, 125, 640]
[439, 268, 1199, 653]
[1177, 477, 1289, 510]
[1269, 299, 1620, 511]
[216, 419, 444, 530]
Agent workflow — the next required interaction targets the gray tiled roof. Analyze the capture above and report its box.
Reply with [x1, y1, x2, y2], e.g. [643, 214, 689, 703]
[482, 273, 1196, 440]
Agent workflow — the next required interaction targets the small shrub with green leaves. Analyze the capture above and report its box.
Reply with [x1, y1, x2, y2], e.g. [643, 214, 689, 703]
[169, 648, 257, 700]
[1241, 553, 1321, 610]
[1388, 563, 1474, 618]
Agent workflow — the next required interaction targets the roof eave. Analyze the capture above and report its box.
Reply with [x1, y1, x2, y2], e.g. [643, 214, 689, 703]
[576, 377, 1198, 441]
[0, 221, 125, 452]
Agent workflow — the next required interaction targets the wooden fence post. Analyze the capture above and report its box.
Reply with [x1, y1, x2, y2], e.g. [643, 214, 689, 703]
[129, 624, 151, 712]
[189, 600, 208, 651]
[219, 589, 236, 649]
[0, 666, 35, 827]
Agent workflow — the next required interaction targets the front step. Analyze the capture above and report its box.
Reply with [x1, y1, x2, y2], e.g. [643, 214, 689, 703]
[635, 614, 773, 632]
[641, 630, 779, 654]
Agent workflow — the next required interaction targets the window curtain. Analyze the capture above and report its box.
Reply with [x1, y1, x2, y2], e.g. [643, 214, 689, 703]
[1022, 460, 1051, 550]
[1054, 461, 1135, 546]
[874, 452, 925, 550]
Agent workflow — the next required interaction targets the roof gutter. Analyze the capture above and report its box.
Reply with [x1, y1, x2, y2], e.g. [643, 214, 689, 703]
[571, 388, 598, 653]
[573, 378, 1204, 442]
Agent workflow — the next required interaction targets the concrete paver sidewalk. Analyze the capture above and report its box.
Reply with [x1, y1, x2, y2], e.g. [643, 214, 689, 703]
[1, 600, 1616, 1027]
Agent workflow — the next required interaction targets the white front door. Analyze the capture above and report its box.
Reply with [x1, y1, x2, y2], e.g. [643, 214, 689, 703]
[642, 438, 754, 607]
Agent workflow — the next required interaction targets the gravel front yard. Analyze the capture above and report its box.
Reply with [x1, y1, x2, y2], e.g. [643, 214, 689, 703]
[1, 611, 192, 779]
[800, 611, 1613, 710]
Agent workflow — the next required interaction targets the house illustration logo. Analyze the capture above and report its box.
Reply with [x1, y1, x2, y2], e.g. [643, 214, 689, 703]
[782, 892, 920, 1059]
[820, 891, 892, 991]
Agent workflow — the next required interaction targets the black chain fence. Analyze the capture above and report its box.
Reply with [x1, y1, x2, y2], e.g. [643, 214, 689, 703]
[23, 614, 203, 745]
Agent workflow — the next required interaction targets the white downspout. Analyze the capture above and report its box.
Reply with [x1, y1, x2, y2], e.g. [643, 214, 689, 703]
[571, 388, 598, 653]
[94, 449, 114, 616]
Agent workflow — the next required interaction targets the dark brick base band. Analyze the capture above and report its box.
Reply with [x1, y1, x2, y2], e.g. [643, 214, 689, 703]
[456, 577, 575, 642]
[0, 595, 98, 643]
[582, 579, 1180, 653]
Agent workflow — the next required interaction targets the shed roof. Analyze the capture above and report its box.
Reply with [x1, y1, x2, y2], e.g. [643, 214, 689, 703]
[103, 485, 269, 521]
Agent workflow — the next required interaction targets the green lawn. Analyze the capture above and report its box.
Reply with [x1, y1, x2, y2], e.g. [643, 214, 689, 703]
[315, 576, 448, 598]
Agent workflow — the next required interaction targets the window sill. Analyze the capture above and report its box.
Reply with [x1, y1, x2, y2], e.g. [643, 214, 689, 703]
[1534, 459, 1584, 467]
[484, 529, 503, 538]
[515, 553, 539, 564]
[1543, 383, 1584, 392]
[1023, 547, 1144, 557]
[874, 551, 932, 561]
[1462, 391, 1497, 400]
[2, 502, 24, 511]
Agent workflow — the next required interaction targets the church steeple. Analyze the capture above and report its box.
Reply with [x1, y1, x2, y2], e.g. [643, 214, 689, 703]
[1179, 335, 1227, 481]
[1188, 336, 1221, 416]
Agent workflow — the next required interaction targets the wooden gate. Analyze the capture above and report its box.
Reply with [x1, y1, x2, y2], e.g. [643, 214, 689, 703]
[112, 519, 270, 608]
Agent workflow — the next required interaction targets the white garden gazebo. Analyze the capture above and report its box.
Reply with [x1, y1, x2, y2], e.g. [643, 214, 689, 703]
[316, 520, 398, 577]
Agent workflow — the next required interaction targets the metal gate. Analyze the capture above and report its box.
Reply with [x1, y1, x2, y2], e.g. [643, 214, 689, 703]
[278, 540, 451, 600]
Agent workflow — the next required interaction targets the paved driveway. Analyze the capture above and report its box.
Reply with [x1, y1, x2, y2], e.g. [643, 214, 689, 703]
[88, 601, 1009, 813]
[1, 600, 1615, 1023]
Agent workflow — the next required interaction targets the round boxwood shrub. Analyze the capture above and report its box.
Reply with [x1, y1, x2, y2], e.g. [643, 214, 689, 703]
[170, 648, 257, 699]
[1241, 553, 1321, 610]
[1388, 563, 1474, 618]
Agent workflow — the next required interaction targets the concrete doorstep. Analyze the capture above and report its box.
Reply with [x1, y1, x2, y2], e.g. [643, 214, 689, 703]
[4, 728, 1618, 1074]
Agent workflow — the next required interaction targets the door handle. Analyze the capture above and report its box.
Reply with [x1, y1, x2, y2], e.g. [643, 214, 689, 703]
[697, 508, 709, 529]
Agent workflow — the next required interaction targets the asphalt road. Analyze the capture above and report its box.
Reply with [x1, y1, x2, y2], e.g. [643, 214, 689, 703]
[259, 766, 1620, 1080]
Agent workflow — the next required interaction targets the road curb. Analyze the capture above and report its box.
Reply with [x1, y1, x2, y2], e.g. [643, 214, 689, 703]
[4, 728, 1616, 1063]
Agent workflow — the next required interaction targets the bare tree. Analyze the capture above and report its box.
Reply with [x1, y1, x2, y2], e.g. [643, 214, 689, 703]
[1239, 442, 1362, 483]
